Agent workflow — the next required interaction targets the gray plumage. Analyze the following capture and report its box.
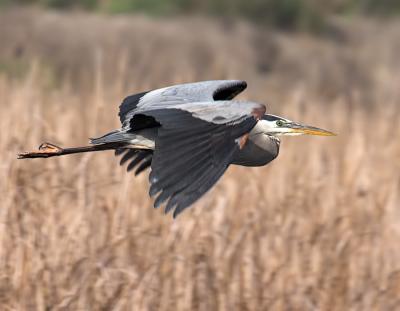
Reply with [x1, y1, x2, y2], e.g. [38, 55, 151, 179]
[19, 80, 335, 217]
[93, 80, 271, 217]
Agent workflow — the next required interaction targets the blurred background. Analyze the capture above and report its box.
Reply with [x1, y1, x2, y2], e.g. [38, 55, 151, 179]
[0, 0, 400, 310]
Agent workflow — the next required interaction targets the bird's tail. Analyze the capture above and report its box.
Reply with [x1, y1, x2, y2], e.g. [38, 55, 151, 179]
[17, 141, 126, 159]
[89, 130, 134, 145]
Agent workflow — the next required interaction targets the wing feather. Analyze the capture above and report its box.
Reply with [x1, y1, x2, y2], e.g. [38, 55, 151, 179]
[134, 156, 152, 175]
[142, 101, 265, 217]
[120, 149, 138, 166]
[120, 80, 247, 129]
[119, 91, 149, 123]
[126, 151, 151, 172]
[115, 149, 153, 175]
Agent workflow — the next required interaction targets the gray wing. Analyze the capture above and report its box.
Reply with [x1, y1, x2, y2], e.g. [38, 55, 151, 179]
[142, 100, 265, 217]
[119, 80, 247, 129]
[115, 81, 247, 171]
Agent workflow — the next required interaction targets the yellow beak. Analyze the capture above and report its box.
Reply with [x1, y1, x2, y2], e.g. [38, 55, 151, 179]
[289, 124, 336, 136]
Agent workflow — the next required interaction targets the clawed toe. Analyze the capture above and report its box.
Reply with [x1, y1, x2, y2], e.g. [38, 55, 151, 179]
[17, 142, 63, 159]
[38, 143, 63, 153]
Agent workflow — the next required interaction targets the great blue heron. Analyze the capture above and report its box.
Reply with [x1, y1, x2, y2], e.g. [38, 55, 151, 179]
[18, 80, 335, 217]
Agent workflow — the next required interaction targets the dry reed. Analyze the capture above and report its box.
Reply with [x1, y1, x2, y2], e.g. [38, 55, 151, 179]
[0, 8, 400, 311]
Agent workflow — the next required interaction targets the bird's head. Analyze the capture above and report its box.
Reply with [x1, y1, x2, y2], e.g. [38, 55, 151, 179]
[259, 114, 336, 137]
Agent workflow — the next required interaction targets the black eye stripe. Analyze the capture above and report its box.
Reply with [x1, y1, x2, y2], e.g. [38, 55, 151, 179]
[262, 115, 284, 122]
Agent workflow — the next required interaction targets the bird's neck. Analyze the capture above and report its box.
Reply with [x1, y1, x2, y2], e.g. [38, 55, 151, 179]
[267, 134, 281, 145]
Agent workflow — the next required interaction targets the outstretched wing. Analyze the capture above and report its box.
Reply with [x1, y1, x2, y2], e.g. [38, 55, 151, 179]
[142, 100, 265, 217]
[119, 80, 247, 129]
[115, 81, 247, 175]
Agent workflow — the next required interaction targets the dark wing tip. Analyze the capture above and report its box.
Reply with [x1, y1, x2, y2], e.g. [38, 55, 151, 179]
[115, 148, 153, 175]
[118, 91, 149, 123]
[212, 80, 247, 101]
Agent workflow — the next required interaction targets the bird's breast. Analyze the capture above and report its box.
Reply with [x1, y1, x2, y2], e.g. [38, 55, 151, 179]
[231, 133, 280, 167]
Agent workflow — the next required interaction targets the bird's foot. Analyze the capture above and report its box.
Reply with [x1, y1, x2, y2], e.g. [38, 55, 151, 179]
[17, 142, 63, 159]
[38, 142, 63, 153]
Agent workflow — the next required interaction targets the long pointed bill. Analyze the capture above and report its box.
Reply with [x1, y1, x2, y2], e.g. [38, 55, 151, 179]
[288, 123, 336, 136]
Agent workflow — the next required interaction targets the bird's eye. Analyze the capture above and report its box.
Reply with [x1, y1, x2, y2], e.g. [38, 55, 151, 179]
[276, 120, 284, 127]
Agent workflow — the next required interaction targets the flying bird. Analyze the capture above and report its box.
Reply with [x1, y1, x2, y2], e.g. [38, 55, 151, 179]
[18, 80, 335, 217]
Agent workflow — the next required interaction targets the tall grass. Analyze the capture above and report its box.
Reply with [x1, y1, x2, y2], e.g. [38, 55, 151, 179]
[0, 8, 400, 310]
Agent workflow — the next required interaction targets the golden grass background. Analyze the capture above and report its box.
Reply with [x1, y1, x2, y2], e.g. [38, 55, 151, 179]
[1, 8, 400, 310]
